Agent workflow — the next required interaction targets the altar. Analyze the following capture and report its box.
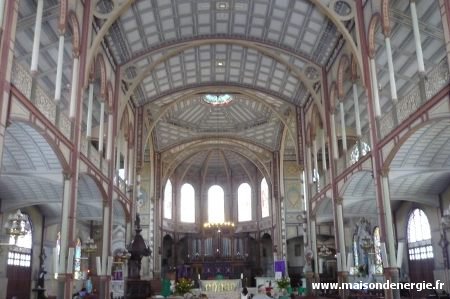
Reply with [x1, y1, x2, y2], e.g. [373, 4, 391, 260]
[199, 279, 242, 292]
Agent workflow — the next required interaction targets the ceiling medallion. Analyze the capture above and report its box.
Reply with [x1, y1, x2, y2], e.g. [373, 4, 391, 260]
[216, 2, 229, 10]
[202, 94, 233, 105]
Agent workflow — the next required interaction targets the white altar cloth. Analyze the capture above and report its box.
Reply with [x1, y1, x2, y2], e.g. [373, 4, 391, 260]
[199, 279, 242, 292]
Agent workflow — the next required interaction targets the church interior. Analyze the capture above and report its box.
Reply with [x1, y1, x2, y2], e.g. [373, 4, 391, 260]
[0, 0, 450, 298]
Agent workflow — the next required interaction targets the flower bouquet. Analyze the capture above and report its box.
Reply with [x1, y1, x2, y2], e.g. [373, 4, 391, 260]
[276, 276, 290, 290]
[175, 277, 194, 295]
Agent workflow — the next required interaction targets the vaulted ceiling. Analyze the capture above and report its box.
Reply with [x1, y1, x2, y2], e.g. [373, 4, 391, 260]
[8, 0, 450, 222]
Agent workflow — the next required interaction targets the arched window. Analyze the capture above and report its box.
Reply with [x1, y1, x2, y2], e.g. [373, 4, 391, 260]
[373, 227, 383, 274]
[180, 183, 195, 223]
[407, 209, 433, 260]
[164, 179, 173, 219]
[238, 183, 252, 222]
[261, 178, 270, 218]
[208, 185, 224, 223]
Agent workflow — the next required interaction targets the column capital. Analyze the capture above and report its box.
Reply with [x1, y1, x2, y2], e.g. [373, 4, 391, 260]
[335, 196, 344, 205]
[381, 0, 391, 37]
[309, 215, 316, 223]
[63, 171, 72, 180]
[380, 167, 390, 177]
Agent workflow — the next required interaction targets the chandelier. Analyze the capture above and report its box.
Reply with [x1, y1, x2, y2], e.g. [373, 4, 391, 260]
[203, 222, 235, 230]
[82, 237, 97, 254]
[318, 245, 332, 257]
[4, 210, 31, 238]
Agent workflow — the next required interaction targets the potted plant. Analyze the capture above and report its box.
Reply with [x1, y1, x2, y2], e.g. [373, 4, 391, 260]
[175, 277, 194, 297]
[275, 276, 290, 294]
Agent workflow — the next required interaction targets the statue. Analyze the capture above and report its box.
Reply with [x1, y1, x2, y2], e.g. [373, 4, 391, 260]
[33, 249, 47, 299]
[37, 250, 47, 288]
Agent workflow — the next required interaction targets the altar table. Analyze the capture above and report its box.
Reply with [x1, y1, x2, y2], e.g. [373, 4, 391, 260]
[199, 279, 242, 292]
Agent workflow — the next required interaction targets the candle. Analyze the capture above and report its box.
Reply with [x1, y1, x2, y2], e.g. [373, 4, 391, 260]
[53, 247, 58, 275]
[396, 242, 404, 268]
[347, 253, 353, 271]
[240, 273, 243, 279]
[198, 274, 200, 280]
[107, 256, 113, 275]
[336, 253, 342, 272]
[380, 242, 389, 267]
[96, 256, 102, 275]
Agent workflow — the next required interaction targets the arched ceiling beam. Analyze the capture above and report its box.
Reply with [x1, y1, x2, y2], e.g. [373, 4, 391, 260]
[201, 150, 214, 184]
[218, 149, 231, 179]
[143, 86, 299, 162]
[162, 141, 271, 186]
[309, 0, 365, 86]
[119, 40, 324, 126]
[160, 134, 276, 154]
[143, 82, 295, 107]
[162, 137, 271, 165]
[179, 155, 198, 183]
[235, 157, 257, 187]
[122, 35, 320, 68]
[85, 0, 134, 86]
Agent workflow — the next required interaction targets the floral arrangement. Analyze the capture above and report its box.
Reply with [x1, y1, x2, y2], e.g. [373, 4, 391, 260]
[175, 277, 194, 295]
[276, 276, 290, 289]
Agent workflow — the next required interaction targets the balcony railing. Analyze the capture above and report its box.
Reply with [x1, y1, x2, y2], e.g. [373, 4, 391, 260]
[11, 59, 109, 177]
[379, 58, 450, 139]
[11, 60, 72, 140]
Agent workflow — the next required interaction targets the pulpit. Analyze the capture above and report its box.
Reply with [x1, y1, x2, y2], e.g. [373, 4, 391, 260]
[125, 214, 152, 299]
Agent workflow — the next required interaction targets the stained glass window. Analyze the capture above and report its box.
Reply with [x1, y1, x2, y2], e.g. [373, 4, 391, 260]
[180, 183, 195, 223]
[238, 183, 252, 222]
[202, 94, 233, 105]
[373, 227, 383, 274]
[407, 209, 433, 260]
[208, 185, 224, 223]
[261, 178, 270, 218]
[164, 179, 172, 219]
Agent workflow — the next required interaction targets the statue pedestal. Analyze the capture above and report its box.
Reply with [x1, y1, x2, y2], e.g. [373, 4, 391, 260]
[32, 287, 46, 299]
[125, 279, 151, 299]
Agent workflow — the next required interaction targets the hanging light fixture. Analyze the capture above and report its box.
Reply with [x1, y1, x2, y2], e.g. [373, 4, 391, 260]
[82, 237, 98, 254]
[4, 209, 31, 238]
[318, 244, 332, 257]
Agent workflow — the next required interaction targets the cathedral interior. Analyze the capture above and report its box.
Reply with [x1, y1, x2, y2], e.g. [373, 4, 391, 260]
[1, 0, 450, 298]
